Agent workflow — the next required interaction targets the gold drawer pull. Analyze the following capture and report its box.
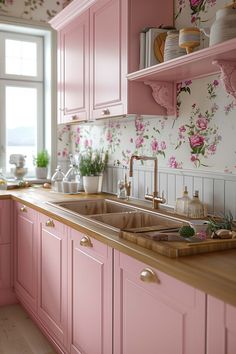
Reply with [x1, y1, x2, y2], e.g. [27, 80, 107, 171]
[20, 206, 27, 212]
[72, 115, 78, 120]
[140, 268, 160, 284]
[45, 219, 55, 227]
[80, 236, 93, 248]
[102, 108, 110, 116]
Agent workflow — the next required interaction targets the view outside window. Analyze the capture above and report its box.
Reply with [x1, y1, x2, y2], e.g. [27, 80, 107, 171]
[5, 86, 37, 174]
[5, 39, 37, 77]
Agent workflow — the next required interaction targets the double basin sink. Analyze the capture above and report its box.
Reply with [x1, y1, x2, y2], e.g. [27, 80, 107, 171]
[47, 198, 183, 233]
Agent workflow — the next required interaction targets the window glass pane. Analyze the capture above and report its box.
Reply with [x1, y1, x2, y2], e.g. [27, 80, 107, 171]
[5, 39, 37, 76]
[5, 86, 37, 176]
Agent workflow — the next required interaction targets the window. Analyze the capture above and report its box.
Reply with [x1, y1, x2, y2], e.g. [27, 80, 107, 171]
[0, 31, 43, 177]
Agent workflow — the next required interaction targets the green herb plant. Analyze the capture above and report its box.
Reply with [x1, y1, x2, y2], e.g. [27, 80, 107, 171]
[34, 150, 50, 168]
[179, 225, 195, 238]
[207, 211, 235, 233]
[79, 148, 108, 176]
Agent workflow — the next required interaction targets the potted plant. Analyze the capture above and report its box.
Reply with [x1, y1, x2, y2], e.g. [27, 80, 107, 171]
[79, 148, 108, 193]
[34, 150, 49, 179]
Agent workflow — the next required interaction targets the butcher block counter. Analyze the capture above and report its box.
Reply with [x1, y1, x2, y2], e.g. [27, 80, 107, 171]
[1, 186, 236, 307]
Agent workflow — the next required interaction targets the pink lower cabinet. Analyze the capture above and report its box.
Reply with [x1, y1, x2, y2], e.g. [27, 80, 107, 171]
[14, 202, 38, 312]
[68, 229, 113, 354]
[38, 215, 68, 349]
[114, 250, 206, 354]
[0, 199, 16, 305]
[207, 295, 236, 354]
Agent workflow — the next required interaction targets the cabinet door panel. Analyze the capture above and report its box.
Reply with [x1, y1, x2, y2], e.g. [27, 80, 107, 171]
[90, 0, 126, 119]
[0, 200, 11, 244]
[114, 250, 205, 354]
[0, 244, 11, 289]
[68, 230, 112, 354]
[207, 296, 236, 354]
[38, 215, 67, 346]
[60, 10, 89, 123]
[15, 204, 37, 312]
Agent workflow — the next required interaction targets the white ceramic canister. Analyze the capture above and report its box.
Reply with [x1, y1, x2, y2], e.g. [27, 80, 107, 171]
[164, 30, 186, 61]
[210, 7, 236, 46]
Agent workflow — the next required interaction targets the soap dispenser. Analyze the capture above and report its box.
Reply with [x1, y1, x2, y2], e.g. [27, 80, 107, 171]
[175, 186, 191, 216]
[51, 165, 65, 192]
[188, 190, 205, 218]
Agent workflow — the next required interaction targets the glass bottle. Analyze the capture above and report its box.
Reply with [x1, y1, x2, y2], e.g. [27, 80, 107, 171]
[0, 169, 7, 190]
[175, 186, 191, 216]
[188, 190, 205, 218]
[51, 166, 65, 192]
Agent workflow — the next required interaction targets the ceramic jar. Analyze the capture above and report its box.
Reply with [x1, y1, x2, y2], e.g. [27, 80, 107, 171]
[179, 27, 201, 54]
[210, 7, 236, 46]
[164, 30, 186, 61]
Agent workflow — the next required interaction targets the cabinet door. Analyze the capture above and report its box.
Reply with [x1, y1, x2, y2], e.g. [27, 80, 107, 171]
[38, 215, 68, 347]
[90, 0, 126, 119]
[0, 199, 11, 244]
[59, 10, 89, 123]
[14, 203, 38, 313]
[207, 295, 236, 354]
[68, 229, 112, 354]
[114, 251, 206, 354]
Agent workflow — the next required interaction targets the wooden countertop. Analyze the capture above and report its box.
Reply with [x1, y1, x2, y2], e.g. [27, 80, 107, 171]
[1, 186, 236, 307]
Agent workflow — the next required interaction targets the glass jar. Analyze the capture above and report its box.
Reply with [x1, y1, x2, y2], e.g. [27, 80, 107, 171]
[51, 166, 65, 192]
[175, 186, 191, 216]
[188, 190, 205, 218]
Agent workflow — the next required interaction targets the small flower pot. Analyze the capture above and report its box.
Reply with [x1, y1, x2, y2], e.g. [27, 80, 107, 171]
[36, 167, 48, 180]
[83, 176, 101, 194]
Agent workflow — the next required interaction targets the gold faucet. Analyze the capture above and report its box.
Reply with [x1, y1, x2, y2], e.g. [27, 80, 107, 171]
[129, 155, 166, 209]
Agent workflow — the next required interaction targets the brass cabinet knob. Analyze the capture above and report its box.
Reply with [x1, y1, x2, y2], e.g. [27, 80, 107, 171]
[45, 219, 55, 227]
[80, 235, 93, 248]
[140, 268, 160, 284]
[20, 206, 27, 212]
[102, 108, 110, 116]
[72, 115, 78, 120]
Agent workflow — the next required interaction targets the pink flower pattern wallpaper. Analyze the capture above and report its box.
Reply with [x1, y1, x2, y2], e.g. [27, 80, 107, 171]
[57, 0, 236, 175]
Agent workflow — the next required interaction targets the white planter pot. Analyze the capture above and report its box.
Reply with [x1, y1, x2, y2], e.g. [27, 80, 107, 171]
[83, 175, 102, 194]
[36, 167, 48, 180]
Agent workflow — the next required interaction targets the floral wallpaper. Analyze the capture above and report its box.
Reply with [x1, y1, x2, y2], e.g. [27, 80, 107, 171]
[0, 0, 72, 21]
[56, 0, 236, 175]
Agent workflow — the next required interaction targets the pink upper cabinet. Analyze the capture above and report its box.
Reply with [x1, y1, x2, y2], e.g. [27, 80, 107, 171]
[207, 295, 236, 354]
[114, 250, 206, 354]
[58, 10, 89, 123]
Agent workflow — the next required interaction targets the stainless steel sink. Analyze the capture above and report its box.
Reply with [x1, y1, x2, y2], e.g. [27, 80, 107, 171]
[90, 211, 182, 231]
[47, 198, 138, 216]
[47, 198, 183, 232]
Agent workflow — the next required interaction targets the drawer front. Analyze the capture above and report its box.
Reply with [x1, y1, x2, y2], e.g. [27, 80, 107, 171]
[15, 202, 37, 222]
[39, 214, 65, 237]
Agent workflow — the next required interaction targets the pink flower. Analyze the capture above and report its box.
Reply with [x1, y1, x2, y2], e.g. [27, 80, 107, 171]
[160, 141, 166, 150]
[106, 130, 112, 143]
[135, 120, 145, 132]
[189, 135, 205, 148]
[135, 136, 144, 149]
[151, 139, 159, 152]
[84, 139, 92, 148]
[184, 80, 192, 86]
[168, 156, 178, 168]
[196, 117, 208, 130]
[208, 144, 216, 154]
[191, 154, 198, 162]
[179, 125, 186, 132]
[76, 136, 80, 145]
[190, 0, 204, 7]
[76, 127, 81, 133]
[213, 80, 219, 87]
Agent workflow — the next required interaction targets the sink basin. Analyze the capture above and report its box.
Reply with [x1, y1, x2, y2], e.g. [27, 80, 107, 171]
[90, 211, 182, 231]
[47, 198, 137, 216]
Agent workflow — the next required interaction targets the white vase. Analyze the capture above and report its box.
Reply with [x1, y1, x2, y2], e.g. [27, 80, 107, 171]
[83, 176, 100, 194]
[36, 167, 48, 179]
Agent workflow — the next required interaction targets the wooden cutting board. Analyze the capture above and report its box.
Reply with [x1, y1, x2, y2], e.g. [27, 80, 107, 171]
[120, 230, 236, 258]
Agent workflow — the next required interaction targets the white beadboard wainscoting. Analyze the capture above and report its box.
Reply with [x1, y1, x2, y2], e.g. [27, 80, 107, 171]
[102, 165, 236, 219]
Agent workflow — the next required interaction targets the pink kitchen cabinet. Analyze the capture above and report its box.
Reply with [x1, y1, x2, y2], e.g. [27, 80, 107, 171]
[0, 199, 16, 305]
[14, 202, 38, 313]
[207, 295, 236, 354]
[114, 250, 206, 354]
[68, 228, 113, 354]
[38, 214, 68, 349]
[58, 9, 89, 123]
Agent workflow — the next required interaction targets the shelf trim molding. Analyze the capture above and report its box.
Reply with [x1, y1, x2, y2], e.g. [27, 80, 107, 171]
[144, 80, 176, 116]
[213, 60, 236, 100]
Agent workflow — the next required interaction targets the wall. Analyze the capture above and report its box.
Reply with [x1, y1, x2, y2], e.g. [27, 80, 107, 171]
[0, 0, 72, 22]
[57, 0, 236, 217]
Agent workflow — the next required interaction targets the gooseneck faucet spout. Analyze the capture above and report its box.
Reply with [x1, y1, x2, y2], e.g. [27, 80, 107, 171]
[129, 155, 166, 209]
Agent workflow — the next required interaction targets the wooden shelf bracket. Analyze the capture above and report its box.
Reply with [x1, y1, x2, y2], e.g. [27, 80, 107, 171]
[213, 60, 236, 100]
[144, 80, 176, 116]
